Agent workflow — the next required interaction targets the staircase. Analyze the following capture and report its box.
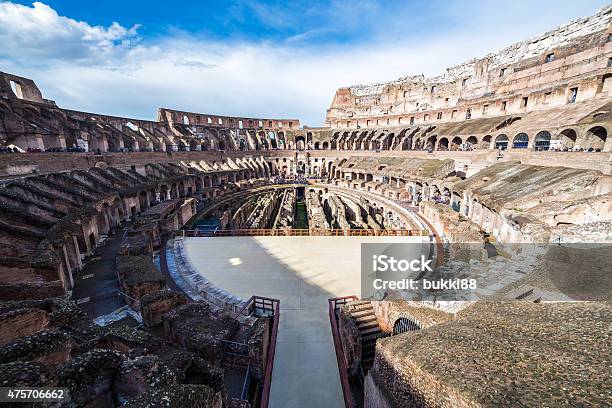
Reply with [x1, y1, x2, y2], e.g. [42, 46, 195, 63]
[346, 300, 389, 371]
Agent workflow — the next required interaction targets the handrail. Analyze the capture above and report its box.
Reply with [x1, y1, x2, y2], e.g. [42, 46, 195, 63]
[260, 296, 280, 408]
[233, 294, 280, 408]
[234, 295, 256, 319]
[183, 228, 424, 237]
[329, 295, 359, 408]
[241, 362, 252, 401]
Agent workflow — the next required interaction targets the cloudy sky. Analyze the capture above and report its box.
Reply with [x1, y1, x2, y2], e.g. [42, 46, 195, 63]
[0, 1, 608, 126]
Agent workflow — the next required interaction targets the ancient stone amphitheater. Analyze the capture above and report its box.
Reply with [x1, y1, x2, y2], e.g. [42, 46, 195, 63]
[0, 6, 611, 408]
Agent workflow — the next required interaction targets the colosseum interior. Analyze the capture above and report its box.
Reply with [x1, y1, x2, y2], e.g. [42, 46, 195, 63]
[0, 5, 611, 408]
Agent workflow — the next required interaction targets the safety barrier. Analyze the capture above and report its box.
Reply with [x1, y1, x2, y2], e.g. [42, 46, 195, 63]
[235, 296, 280, 408]
[329, 296, 360, 408]
[183, 228, 424, 237]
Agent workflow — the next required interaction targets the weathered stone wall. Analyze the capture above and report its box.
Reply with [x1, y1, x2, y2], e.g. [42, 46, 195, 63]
[420, 202, 484, 246]
[337, 306, 362, 376]
[116, 255, 166, 310]
[0, 308, 50, 347]
[326, 7, 612, 128]
[372, 300, 454, 334]
[140, 290, 188, 328]
[0, 286, 266, 407]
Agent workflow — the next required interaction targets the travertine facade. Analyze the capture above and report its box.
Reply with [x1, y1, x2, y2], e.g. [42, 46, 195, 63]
[327, 7, 612, 128]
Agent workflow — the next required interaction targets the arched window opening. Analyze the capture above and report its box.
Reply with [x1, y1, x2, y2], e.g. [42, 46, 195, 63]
[393, 317, 421, 335]
[512, 133, 529, 149]
[534, 131, 551, 151]
[495, 134, 509, 150]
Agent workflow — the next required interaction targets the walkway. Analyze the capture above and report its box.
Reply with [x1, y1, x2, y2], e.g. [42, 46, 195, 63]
[71, 224, 130, 317]
[182, 235, 424, 408]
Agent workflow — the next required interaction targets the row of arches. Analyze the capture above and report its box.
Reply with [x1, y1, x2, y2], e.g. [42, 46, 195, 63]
[304, 125, 610, 152]
[327, 166, 532, 243]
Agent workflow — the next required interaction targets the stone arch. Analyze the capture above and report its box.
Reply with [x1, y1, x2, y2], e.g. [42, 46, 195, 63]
[451, 136, 462, 150]
[138, 191, 148, 210]
[178, 180, 186, 197]
[330, 133, 339, 149]
[112, 197, 125, 221]
[426, 135, 437, 150]
[99, 202, 111, 233]
[160, 185, 169, 201]
[495, 134, 509, 150]
[466, 136, 478, 147]
[437, 137, 449, 150]
[481, 135, 492, 149]
[269, 134, 278, 149]
[585, 126, 607, 150]
[559, 128, 577, 149]
[195, 177, 203, 191]
[106, 134, 121, 152]
[277, 132, 285, 149]
[534, 130, 551, 151]
[322, 141, 330, 150]
[295, 135, 306, 150]
[512, 132, 529, 149]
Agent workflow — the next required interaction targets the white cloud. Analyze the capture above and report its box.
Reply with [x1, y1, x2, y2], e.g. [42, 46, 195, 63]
[0, 1, 139, 63]
[0, 1, 609, 126]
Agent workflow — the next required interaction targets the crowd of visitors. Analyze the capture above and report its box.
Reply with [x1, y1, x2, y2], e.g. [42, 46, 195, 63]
[1, 146, 90, 153]
[272, 175, 308, 184]
[44, 146, 88, 153]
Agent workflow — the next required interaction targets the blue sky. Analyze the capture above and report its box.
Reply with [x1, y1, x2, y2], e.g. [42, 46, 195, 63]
[7, 0, 446, 45]
[1, 1, 609, 125]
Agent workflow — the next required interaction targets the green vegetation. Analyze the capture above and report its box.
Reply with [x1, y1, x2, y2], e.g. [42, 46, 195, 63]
[293, 201, 309, 229]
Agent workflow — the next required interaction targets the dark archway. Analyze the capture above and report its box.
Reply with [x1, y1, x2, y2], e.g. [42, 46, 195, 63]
[512, 133, 529, 149]
[451, 136, 462, 150]
[534, 131, 551, 151]
[438, 137, 449, 150]
[586, 126, 607, 150]
[393, 317, 421, 335]
[295, 136, 306, 151]
[138, 191, 148, 211]
[481, 135, 492, 149]
[560, 129, 577, 149]
[466, 136, 478, 148]
[495, 134, 509, 150]
[426, 135, 437, 150]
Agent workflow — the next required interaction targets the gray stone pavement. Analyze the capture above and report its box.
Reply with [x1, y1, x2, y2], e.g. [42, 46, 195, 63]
[71, 224, 130, 318]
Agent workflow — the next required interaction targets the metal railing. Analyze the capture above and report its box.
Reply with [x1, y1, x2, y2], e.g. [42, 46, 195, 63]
[241, 362, 252, 401]
[254, 296, 280, 408]
[328, 296, 360, 408]
[183, 228, 424, 237]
